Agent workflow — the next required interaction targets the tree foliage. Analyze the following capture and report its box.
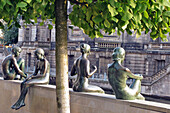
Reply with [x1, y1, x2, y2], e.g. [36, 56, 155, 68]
[2, 24, 18, 45]
[69, 0, 170, 41]
[0, 0, 169, 41]
[0, 0, 55, 29]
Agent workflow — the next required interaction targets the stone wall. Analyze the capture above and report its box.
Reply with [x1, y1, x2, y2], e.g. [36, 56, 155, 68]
[0, 78, 57, 113]
[124, 52, 147, 75]
[146, 52, 170, 76]
[142, 72, 170, 95]
[0, 77, 170, 113]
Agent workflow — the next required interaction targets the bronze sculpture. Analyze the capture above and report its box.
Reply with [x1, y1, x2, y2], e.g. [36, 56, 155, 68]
[71, 43, 104, 93]
[108, 47, 145, 100]
[11, 48, 50, 110]
[2, 46, 26, 80]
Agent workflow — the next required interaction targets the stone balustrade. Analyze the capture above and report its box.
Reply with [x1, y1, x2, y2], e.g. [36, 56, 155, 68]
[142, 63, 170, 85]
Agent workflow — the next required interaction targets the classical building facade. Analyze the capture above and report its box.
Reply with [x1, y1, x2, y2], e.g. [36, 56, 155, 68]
[17, 19, 56, 75]
[16, 17, 170, 95]
[17, 19, 170, 77]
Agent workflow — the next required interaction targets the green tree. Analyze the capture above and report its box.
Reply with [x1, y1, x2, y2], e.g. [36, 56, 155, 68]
[0, 0, 170, 112]
[0, 0, 169, 41]
[69, 0, 170, 41]
[0, 0, 69, 113]
[2, 24, 18, 45]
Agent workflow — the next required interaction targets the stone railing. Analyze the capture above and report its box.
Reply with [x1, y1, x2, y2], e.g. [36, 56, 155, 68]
[22, 41, 35, 47]
[0, 77, 170, 113]
[149, 43, 170, 50]
[22, 41, 51, 48]
[122, 43, 144, 50]
[38, 42, 51, 48]
[98, 42, 119, 48]
[142, 63, 170, 86]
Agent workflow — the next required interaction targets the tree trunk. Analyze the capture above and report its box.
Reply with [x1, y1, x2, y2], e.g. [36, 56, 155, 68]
[55, 0, 70, 113]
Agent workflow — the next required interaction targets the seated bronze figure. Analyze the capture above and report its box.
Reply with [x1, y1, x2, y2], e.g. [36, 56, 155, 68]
[2, 46, 26, 80]
[71, 43, 104, 93]
[108, 47, 145, 100]
[11, 48, 50, 110]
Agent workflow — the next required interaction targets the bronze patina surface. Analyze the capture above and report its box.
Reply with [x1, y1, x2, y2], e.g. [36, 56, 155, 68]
[108, 47, 145, 100]
[11, 48, 50, 110]
[2, 46, 26, 80]
[71, 43, 104, 93]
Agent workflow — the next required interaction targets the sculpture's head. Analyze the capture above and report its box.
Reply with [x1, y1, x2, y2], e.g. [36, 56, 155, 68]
[35, 48, 45, 60]
[80, 43, 90, 55]
[12, 46, 22, 57]
[112, 47, 125, 62]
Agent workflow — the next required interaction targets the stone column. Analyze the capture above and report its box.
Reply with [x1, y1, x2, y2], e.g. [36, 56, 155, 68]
[145, 60, 149, 75]
[51, 26, 55, 42]
[31, 26, 36, 41]
[18, 27, 24, 42]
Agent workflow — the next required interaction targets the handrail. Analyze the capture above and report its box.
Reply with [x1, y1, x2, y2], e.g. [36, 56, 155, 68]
[142, 63, 170, 86]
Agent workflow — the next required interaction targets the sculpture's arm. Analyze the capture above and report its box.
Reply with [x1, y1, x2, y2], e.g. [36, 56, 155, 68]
[33, 59, 48, 78]
[86, 60, 97, 78]
[41, 59, 49, 77]
[125, 68, 143, 80]
[20, 59, 25, 72]
[12, 56, 26, 78]
[71, 61, 77, 76]
[26, 60, 40, 80]
[32, 60, 39, 76]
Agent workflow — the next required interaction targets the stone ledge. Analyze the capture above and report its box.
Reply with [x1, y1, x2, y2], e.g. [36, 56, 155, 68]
[0, 77, 170, 113]
[70, 90, 170, 113]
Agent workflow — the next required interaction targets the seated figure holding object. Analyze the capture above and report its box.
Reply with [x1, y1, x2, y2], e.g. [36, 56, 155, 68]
[71, 43, 104, 93]
[2, 46, 26, 80]
[108, 47, 145, 100]
[11, 48, 50, 110]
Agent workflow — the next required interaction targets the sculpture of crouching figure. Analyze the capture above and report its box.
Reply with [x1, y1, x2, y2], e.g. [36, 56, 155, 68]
[2, 46, 26, 80]
[11, 48, 50, 110]
[108, 47, 145, 100]
[71, 43, 104, 93]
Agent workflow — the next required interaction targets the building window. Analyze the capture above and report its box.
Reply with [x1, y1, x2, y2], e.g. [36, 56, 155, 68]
[25, 28, 30, 41]
[46, 29, 51, 42]
[40, 29, 46, 41]
[156, 60, 165, 72]
[47, 38, 50, 41]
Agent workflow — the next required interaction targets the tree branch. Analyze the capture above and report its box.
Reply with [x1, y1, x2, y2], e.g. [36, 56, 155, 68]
[69, 0, 98, 5]
[69, 0, 88, 5]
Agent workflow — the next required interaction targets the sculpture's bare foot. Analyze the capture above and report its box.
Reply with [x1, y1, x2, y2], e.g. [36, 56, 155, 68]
[136, 93, 145, 100]
[11, 100, 25, 110]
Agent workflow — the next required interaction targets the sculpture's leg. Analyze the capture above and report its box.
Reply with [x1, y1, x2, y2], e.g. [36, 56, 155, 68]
[21, 80, 27, 92]
[129, 79, 141, 94]
[17, 58, 26, 80]
[8, 59, 24, 80]
[136, 93, 145, 100]
[11, 81, 32, 110]
[4, 72, 16, 80]
[129, 79, 145, 100]
[84, 85, 105, 93]
[11, 87, 29, 110]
